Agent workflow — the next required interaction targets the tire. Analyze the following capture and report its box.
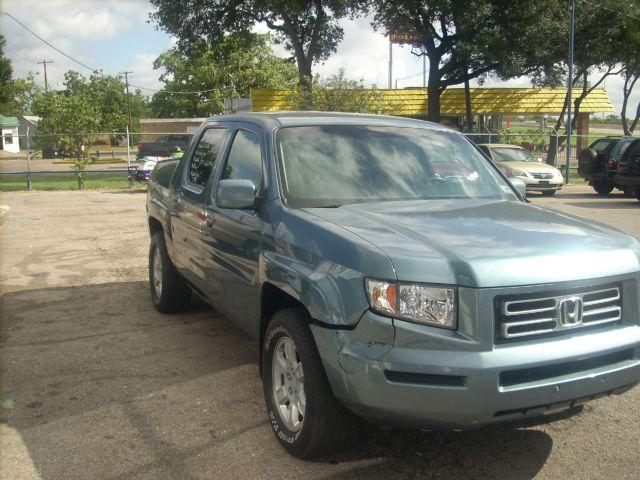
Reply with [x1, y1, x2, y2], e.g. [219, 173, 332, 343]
[578, 148, 599, 175]
[542, 190, 556, 196]
[262, 308, 352, 459]
[149, 230, 191, 313]
[592, 181, 614, 195]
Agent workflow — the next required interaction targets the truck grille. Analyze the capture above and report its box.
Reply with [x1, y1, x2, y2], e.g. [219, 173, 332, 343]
[497, 285, 622, 340]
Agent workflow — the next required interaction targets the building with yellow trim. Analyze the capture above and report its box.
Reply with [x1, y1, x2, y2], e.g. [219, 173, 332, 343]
[250, 87, 613, 116]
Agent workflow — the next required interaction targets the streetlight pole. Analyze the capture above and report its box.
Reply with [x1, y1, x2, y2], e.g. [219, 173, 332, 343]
[565, 0, 576, 184]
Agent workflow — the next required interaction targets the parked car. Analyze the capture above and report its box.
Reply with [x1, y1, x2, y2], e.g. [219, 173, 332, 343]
[578, 136, 638, 195]
[128, 148, 185, 184]
[136, 133, 192, 160]
[477, 143, 563, 196]
[614, 138, 640, 202]
[146, 112, 640, 459]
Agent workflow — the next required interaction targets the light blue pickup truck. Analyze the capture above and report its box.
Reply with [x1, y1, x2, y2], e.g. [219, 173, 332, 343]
[146, 112, 640, 458]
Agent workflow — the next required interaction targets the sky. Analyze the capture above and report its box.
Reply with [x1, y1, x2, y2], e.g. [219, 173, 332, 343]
[1, 0, 636, 117]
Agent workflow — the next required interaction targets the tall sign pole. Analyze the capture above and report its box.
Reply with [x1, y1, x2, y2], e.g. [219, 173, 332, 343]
[388, 39, 393, 89]
[565, 0, 575, 184]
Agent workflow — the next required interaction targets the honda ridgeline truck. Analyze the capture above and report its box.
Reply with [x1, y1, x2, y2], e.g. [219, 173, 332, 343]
[146, 112, 640, 458]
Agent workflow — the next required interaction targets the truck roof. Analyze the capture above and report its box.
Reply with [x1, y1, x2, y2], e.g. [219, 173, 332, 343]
[205, 111, 451, 131]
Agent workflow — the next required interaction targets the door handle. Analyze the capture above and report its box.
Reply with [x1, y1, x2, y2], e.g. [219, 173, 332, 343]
[200, 211, 214, 232]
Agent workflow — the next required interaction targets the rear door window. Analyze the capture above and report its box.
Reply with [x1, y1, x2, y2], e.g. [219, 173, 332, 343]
[187, 128, 228, 187]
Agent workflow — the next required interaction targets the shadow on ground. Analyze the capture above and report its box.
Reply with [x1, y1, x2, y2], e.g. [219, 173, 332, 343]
[1, 281, 557, 479]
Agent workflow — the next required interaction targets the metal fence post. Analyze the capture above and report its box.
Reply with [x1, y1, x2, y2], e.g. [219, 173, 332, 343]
[126, 126, 131, 169]
[26, 126, 32, 191]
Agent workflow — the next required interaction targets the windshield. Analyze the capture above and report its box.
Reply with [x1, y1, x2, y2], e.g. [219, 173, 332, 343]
[491, 147, 537, 162]
[276, 125, 517, 208]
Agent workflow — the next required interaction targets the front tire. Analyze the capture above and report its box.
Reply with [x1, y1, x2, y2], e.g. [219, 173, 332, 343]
[149, 230, 191, 313]
[592, 181, 614, 195]
[542, 190, 556, 196]
[262, 308, 352, 459]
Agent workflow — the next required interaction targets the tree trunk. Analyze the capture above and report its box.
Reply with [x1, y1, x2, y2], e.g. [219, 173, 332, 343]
[297, 57, 313, 89]
[464, 77, 472, 131]
[427, 56, 441, 123]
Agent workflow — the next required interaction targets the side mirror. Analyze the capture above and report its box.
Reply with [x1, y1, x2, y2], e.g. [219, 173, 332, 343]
[537, 157, 544, 163]
[216, 179, 257, 209]
[508, 177, 527, 197]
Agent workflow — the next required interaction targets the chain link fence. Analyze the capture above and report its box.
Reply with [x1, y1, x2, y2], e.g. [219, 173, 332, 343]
[0, 130, 194, 191]
[1, 126, 599, 191]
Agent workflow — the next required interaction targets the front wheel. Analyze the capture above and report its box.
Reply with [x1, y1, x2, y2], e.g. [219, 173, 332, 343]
[262, 308, 353, 459]
[149, 230, 191, 313]
[541, 190, 557, 196]
[592, 181, 614, 195]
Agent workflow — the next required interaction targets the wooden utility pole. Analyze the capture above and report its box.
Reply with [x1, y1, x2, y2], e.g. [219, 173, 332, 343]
[37, 60, 53, 92]
[119, 71, 133, 137]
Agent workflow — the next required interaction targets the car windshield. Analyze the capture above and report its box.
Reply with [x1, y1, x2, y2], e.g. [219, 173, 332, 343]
[276, 125, 517, 208]
[491, 147, 537, 162]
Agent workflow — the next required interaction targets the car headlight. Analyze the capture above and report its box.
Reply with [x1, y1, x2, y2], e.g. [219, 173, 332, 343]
[365, 279, 457, 329]
[507, 167, 527, 177]
[553, 168, 564, 179]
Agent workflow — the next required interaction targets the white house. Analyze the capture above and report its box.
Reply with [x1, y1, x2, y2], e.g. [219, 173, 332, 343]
[0, 114, 20, 154]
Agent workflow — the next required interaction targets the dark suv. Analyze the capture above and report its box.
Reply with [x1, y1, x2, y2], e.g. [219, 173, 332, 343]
[615, 138, 640, 202]
[578, 136, 637, 195]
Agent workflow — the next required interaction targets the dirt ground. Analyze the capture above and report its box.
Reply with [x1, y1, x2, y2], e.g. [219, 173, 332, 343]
[1, 185, 639, 480]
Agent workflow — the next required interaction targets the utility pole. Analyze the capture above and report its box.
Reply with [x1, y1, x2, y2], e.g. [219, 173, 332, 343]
[565, 0, 576, 184]
[119, 71, 133, 140]
[37, 60, 53, 92]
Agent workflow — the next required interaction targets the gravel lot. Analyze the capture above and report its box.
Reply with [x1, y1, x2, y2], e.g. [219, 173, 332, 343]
[1, 185, 639, 480]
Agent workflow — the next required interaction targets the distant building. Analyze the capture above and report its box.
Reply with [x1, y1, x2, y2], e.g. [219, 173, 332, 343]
[0, 114, 20, 154]
[139, 118, 208, 142]
[18, 115, 40, 149]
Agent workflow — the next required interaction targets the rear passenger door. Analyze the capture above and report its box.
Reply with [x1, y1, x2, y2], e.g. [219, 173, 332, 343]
[170, 126, 228, 288]
[201, 126, 266, 336]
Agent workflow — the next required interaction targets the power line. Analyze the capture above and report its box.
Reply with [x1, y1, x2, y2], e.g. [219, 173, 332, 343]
[1, 11, 218, 96]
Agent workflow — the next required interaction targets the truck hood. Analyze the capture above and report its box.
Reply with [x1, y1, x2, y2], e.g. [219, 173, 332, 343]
[304, 199, 640, 287]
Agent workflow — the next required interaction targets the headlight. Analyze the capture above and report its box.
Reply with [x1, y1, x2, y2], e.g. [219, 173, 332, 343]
[365, 279, 457, 329]
[507, 168, 527, 177]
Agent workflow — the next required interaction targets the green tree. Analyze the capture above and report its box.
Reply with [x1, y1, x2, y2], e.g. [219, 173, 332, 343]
[150, 0, 360, 88]
[0, 35, 13, 109]
[288, 69, 391, 114]
[618, 13, 640, 135]
[149, 33, 297, 117]
[370, 0, 565, 122]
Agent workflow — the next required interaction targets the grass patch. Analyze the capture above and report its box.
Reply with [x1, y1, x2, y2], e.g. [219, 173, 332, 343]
[0, 172, 131, 191]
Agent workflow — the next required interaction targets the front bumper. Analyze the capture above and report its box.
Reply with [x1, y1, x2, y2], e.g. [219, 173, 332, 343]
[311, 293, 640, 429]
[515, 177, 563, 191]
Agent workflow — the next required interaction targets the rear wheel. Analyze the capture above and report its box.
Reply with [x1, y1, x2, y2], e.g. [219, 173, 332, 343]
[592, 181, 614, 195]
[149, 230, 191, 313]
[262, 308, 353, 459]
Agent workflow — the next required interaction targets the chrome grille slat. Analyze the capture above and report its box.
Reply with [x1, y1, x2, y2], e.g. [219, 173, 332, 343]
[583, 305, 621, 317]
[498, 285, 622, 340]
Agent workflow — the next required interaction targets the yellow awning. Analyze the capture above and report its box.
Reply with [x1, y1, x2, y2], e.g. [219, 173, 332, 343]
[250, 87, 613, 115]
